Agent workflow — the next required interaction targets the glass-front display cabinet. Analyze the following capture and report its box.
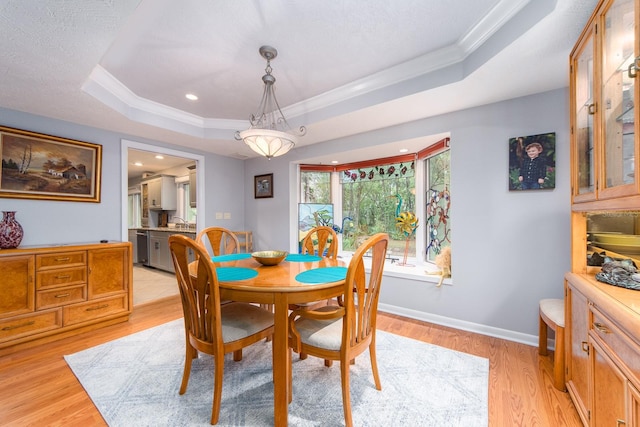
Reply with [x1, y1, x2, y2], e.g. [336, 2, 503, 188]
[571, 0, 639, 208]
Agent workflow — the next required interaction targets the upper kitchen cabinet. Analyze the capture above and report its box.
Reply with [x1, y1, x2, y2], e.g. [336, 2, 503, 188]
[570, 0, 640, 210]
[142, 175, 176, 210]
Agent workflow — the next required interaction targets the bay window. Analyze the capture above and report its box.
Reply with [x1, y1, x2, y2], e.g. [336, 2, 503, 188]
[300, 137, 450, 266]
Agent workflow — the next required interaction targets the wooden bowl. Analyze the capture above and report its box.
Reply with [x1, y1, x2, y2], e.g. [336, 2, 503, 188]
[251, 250, 288, 266]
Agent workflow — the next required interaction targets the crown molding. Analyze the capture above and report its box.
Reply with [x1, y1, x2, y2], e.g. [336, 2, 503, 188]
[83, 0, 532, 137]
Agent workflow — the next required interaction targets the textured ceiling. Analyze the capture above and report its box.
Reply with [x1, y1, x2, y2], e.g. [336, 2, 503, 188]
[0, 0, 598, 163]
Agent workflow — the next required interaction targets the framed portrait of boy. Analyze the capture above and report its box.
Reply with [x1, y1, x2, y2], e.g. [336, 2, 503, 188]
[508, 132, 556, 191]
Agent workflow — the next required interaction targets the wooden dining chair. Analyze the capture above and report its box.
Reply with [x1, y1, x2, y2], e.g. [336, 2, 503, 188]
[288, 233, 389, 427]
[291, 225, 340, 359]
[196, 226, 242, 308]
[196, 226, 241, 256]
[300, 225, 338, 259]
[168, 234, 274, 425]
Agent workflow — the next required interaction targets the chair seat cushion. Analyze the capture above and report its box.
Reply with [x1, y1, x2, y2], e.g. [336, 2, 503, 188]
[221, 303, 273, 343]
[539, 298, 564, 327]
[293, 306, 343, 351]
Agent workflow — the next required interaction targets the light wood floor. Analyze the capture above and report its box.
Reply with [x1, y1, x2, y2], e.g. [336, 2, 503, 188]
[0, 296, 581, 426]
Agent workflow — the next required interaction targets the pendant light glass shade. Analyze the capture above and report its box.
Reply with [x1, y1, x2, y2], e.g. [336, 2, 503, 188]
[235, 46, 305, 159]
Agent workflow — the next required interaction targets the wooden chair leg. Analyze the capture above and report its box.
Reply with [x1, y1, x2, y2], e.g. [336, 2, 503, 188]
[180, 344, 196, 394]
[233, 349, 242, 361]
[210, 353, 225, 425]
[340, 358, 353, 427]
[553, 326, 566, 391]
[538, 312, 548, 356]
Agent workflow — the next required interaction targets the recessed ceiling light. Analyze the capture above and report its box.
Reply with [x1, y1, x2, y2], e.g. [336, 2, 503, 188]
[331, 160, 339, 164]
[399, 148, 409, 153]
[185, 93, 198, 101]
[134, 161, 143, 166]
[155, 155, 164, 159]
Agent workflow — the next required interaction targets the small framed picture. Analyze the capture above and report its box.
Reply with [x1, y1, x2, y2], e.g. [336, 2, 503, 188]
[254, 173, 273, 198]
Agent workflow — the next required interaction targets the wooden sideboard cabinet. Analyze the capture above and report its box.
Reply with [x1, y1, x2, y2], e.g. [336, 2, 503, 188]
[0, 242, 132, 354]
[565, 273, 640, 426]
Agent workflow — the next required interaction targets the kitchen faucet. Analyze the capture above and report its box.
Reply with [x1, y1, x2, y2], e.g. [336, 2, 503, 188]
[172, 217, 188, 228]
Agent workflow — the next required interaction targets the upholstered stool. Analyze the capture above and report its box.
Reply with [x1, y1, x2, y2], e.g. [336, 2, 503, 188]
[539, 298, 566, 391]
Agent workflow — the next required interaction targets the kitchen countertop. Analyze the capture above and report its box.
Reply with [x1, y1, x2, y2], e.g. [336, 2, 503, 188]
[130, 227, 196, 233]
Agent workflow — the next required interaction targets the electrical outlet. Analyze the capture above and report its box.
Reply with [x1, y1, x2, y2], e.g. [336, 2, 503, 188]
[224, 212, 231, 219]
[215, 212, 223, 219]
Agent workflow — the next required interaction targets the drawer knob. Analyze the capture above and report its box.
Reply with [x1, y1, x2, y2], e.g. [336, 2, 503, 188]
[55, 257, 71, 262]
[55, 293, 71, 298]
[2, 320, 35, 331]
[55, 275, 71, 280]
[593, 322, 610, 334]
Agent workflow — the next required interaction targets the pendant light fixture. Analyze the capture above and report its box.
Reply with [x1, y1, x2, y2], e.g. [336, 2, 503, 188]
[235, 46, 306, 159]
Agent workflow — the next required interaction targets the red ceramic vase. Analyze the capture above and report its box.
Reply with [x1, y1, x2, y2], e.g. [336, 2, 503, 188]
[0, 211, 24, 249]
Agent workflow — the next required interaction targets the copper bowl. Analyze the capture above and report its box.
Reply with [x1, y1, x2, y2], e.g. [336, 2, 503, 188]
[251, 250, 288, 266]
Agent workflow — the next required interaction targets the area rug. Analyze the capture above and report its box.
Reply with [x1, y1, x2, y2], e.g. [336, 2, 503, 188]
[65, 319, 488, 426]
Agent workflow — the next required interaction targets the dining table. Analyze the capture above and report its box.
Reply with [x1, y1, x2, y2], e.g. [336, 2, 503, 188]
[191, 252, 347, 426]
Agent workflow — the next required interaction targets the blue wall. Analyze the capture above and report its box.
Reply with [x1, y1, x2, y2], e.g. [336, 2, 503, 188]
[243, 88, 571, 341]
[0, 87, 570, 342]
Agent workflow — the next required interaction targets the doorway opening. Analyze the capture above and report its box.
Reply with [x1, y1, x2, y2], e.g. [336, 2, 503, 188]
[121, 139, 205, 305]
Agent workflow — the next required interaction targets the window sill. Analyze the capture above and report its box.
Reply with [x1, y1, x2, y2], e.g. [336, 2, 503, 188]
[336, 254, 452, 286]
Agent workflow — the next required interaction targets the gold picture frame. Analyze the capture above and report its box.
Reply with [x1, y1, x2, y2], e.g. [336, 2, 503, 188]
[0, 126, 102, 202]
[254, 173, 273, 198]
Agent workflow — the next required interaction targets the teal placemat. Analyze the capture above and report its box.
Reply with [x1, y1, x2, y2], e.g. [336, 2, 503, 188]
[296, 266, 348, 284]
[216, 267, 258, 282]
[286, 254, 322, 262]
[211, 253, 252, 262]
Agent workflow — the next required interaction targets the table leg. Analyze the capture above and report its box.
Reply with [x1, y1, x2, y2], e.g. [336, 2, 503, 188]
[272, 293, 290, 426]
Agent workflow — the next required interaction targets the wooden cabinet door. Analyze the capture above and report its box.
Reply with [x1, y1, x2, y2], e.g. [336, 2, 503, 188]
[571, 20, 597, 203]
[598, 0, 638, 201]
[566, 281, 591, 425]
[0, 255, 34, 318]
[590, 338, 627, 426]
[87, 246, 129, 299]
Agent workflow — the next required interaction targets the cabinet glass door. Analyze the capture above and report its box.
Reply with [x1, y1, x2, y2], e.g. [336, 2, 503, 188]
[600, 0, 637, 197]
[574, 32, 596, 198]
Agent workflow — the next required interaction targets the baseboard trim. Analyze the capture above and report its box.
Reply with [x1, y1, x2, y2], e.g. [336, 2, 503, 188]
[378, 303, 540, 348]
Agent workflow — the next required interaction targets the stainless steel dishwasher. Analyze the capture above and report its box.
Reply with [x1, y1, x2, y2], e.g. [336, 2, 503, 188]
[136, 230, 150, 266]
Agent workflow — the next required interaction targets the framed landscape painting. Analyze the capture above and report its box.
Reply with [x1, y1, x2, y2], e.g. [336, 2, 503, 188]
[0, 126, 102, 202]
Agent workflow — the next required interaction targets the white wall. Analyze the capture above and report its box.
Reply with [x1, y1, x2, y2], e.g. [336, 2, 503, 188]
[0, 108, 246, 246]
[243, 88, 570, 339]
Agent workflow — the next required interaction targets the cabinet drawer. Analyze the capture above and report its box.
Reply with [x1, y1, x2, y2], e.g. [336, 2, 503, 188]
[36, 251, 86, 270]
[63, 295, 128, 326]
[36, 266, 86, 289]
[0, 309, 62, 343]
[36, 285, 87, 310]
[591, 306, 640, 386]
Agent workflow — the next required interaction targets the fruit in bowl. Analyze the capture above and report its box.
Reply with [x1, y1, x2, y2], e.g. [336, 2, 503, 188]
[252, 250, 288, 266]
